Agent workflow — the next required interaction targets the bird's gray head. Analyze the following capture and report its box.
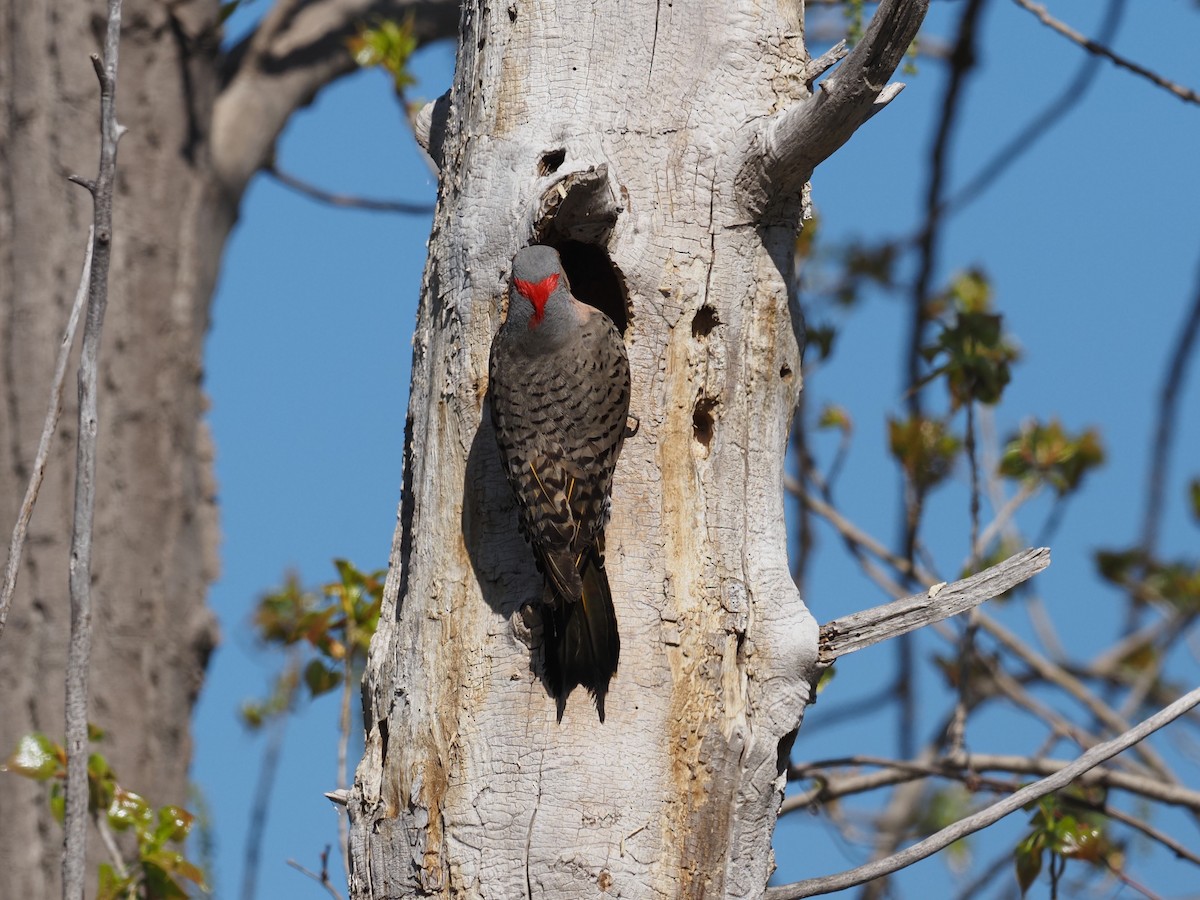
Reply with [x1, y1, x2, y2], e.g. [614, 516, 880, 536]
[507, 245, 573, 334]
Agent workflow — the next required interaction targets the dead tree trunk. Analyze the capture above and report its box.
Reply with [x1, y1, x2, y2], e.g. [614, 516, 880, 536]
[349, 1, 927, 897]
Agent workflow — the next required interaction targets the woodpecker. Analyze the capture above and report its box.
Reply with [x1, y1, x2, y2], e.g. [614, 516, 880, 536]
[488, 244, 631, 721]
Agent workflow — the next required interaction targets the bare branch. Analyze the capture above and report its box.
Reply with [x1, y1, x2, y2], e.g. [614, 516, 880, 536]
[1141, 253, 1200, 556]
[946, 0, 1128, 216]
[755, 0, 930, 199]
[968, 481, 1039, 568]
[264, 162, 434, 214]
[336, 611, 361, 884]
[286, 848, 344, 900]
[788, 474, 938, 587]
[818, 548, 1050, 666]
[0, 229, 92, 639]
[1013, 0, 1200, 106]
[1102, 805, 1200, 869]
[94, 814, 131, 881]
[904, 0, 986, 421]
[213, 0, 459, 199]
[788, 752, 1200, 815]
[767, 683, 1200, 898]
[64, 2, 125, 895]
[976, 613, 1179, 783]
[241, 653, 300, 900]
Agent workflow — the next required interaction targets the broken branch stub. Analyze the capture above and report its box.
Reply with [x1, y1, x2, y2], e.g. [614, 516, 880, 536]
[818, 547, 1051, 666]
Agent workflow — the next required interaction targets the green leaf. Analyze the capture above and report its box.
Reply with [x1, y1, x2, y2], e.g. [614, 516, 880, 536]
[155, 805, 195, 845]
[817, 404, 852, 433]
[1057, 815, 1105, 862]
[239, 701, 265, 730]
[1095, 548, 1143, 586]
[806, 324, 838, 361]
[3, 733, 61, 781]
[843, 242, 896, 290]
[141, 857, 190, 900]
[1143, 559, 1200, 612]
[348, 16, 419, 93]
[304, 659, 341, 698]
[107, 787, 152, 834]
[1190, 477, 1200, 525]
[888, 415, 961, 492]
[1014, 832, 1044, 895]
[999, 419, 1104, 495]
[88, 752, 117, 813]
[97, 862, 136, 900]
[949, 268, 992, 313]
[49, 782, 65, 823]
[334, 557, 360, 584]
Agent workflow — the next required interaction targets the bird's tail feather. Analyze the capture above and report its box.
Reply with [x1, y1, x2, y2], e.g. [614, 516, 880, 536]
[544, 546, 620, 722]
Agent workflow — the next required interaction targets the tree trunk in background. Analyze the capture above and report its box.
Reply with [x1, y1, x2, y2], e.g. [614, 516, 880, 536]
[1, 0, 458, 890]
[347, 0, 918, 894]
[0, 0, 226, 892]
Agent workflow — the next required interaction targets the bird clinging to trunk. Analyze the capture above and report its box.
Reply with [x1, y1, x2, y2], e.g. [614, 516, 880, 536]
[488, 244, 631, 721]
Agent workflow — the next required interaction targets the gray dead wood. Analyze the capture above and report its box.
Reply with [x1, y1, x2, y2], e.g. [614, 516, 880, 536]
[818, 547, 1051, 666]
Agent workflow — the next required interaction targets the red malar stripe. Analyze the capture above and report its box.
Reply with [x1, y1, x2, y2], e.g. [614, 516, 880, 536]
[514, 273, 560, 327]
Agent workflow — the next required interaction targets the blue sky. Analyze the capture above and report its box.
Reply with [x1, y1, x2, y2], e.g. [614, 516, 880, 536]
[193, 2, 1200, 896]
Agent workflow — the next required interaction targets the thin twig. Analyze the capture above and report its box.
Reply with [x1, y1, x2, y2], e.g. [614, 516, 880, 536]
[970, 481, 1039, 569]
[1104, 805, 1200, 868]
[0, 228, 93, 639]
[949, 402, 983, 756]
[94, 813, 130, 880]
[789, 752, 1200, 814]
[1140, 253, 1200, 557]
[64, 1, 125, 895]
[1012, 0, 1200, 106]
[766, 682, 1200, 898]
[337, 634, 356, 884]
[264, 162, 435, 215]
[976, 613, 1178, 783]
[904, 0, 986, 419]
[795, 755, 1200, 874]
[981, 654, 1117, 766]
[1088, 612, 1178, 677]
[946, 0, 1127, 215]
[241, 654, 301, 900]
[286, 853, 344, 900]
[889, 0, 989, 798]
[787, 474, 938, 586]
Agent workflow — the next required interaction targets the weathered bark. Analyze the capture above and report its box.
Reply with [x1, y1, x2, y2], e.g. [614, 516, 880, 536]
[0, 0, 227, 892]
[350, 1, 925, 898]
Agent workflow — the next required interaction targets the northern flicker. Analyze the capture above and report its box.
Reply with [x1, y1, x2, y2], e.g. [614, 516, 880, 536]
[488, 244, 631, 721]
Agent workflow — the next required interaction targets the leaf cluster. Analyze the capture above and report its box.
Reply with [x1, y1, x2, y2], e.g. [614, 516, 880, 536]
[998, 419, 1104, 496]
[242, 560, 383, 727]
[3, 731, 205, 899]
[348, 17, 419, 94]
[921, 269, 1020, 409]
[1015, 795, 1115, 896]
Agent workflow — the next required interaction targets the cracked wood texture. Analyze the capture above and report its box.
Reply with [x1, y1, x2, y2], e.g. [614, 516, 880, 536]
[348, 2, 858, 897]
[0, 0, 225, 892]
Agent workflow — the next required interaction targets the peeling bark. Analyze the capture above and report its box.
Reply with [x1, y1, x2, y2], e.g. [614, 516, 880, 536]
[351, 1, 927, 897]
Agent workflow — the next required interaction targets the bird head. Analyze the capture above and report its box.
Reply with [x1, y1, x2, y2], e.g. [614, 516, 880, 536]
[509, 245, 572, 331]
